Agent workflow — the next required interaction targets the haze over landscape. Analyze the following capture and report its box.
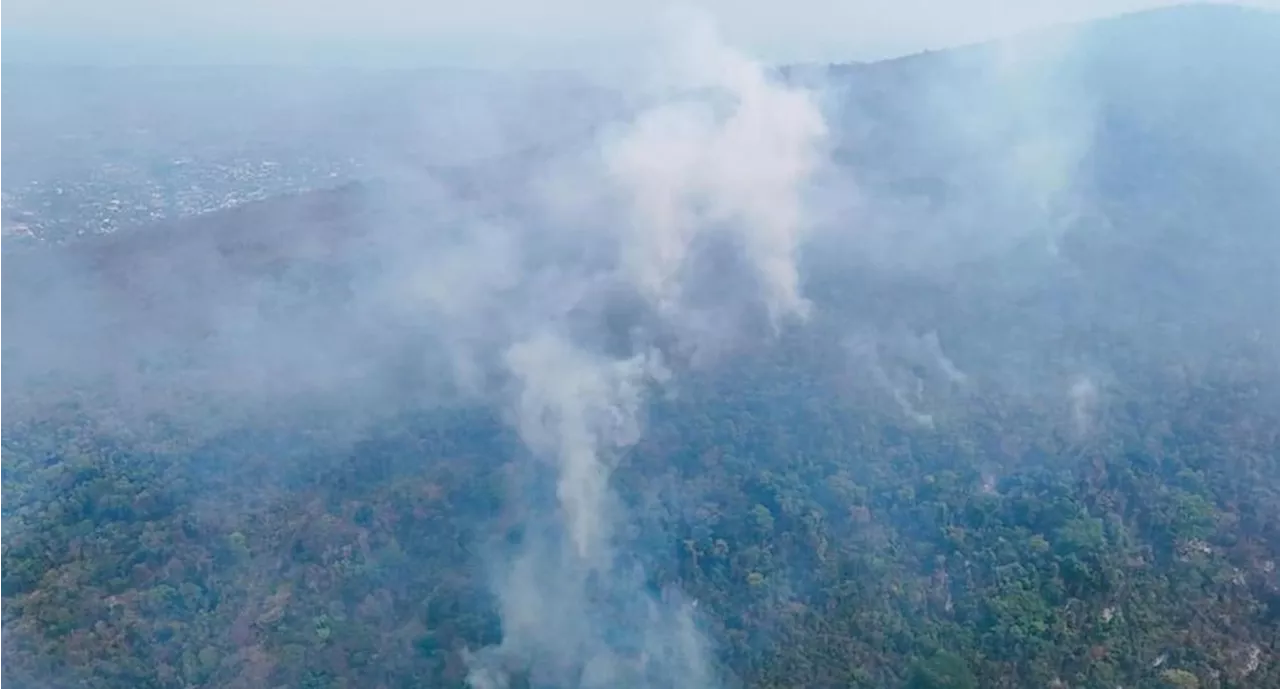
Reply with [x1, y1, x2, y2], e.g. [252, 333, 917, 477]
[4, 3, 1280, 689]
[10, 0, 1271, 66]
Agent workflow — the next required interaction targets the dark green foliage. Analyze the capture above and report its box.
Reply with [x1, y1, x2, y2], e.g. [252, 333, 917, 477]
[5, 8, 1280, 689]
[5, 334, 1279, 689]
[909, 652, 977, 689]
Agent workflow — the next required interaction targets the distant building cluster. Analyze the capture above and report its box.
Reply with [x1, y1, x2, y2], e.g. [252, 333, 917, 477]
[2, 155, 366, 244]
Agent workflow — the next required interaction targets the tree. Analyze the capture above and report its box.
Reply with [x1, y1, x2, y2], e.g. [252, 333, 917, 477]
[908, 651, 978, 689]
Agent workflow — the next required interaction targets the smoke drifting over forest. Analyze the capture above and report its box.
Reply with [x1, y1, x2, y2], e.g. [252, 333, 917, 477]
[4, 5, 1280, 689]
[449, 14, 829, 687]
[5, 10, 835, 688]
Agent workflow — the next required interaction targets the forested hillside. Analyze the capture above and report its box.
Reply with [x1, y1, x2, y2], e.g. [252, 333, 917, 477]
[4, 6, 1280, 689]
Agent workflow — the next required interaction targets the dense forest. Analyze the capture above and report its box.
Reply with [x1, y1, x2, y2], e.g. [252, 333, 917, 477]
[4, 5, 1280, 689]
[5, 315, 1280, 689]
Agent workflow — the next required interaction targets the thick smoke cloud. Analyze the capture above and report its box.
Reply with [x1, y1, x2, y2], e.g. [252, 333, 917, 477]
[504, 333, 661, 561]
[605, 9, 826, 328]
[6, 7, 1278, 688]
[395, 11, 829, 688]
[0, 13, 827, 677]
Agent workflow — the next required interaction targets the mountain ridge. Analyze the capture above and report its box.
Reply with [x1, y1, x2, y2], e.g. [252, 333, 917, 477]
[4, 6, 1280, 689]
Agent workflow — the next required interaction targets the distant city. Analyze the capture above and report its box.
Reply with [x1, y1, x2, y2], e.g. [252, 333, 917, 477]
[2, 154, 366, 244]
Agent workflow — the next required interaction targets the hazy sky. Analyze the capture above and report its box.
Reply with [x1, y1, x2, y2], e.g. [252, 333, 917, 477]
[4, 0, 1278, 67]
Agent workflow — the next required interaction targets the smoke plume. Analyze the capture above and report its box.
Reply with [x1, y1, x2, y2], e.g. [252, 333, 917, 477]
[452, 11, 828, 688]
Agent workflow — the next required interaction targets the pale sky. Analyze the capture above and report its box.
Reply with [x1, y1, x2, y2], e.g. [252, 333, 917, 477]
[4, 0, 1278, 67]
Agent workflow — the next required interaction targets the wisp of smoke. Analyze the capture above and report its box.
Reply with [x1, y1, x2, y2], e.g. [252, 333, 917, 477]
[453, 9, 828, 688]
[606, 7, 826, 331]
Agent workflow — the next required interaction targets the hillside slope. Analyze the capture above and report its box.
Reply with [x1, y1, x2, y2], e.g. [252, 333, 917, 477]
[4, 6, 1280, 689]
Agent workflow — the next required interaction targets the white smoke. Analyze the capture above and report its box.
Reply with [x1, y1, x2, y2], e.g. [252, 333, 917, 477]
[604, 8, 826, 328]
[1069, 374, 1100, 436]
[504, 331, 667, 562]
[454, 9, 828, 688]
[842, 327, 969, 428]
[922, 330, 968, 384]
